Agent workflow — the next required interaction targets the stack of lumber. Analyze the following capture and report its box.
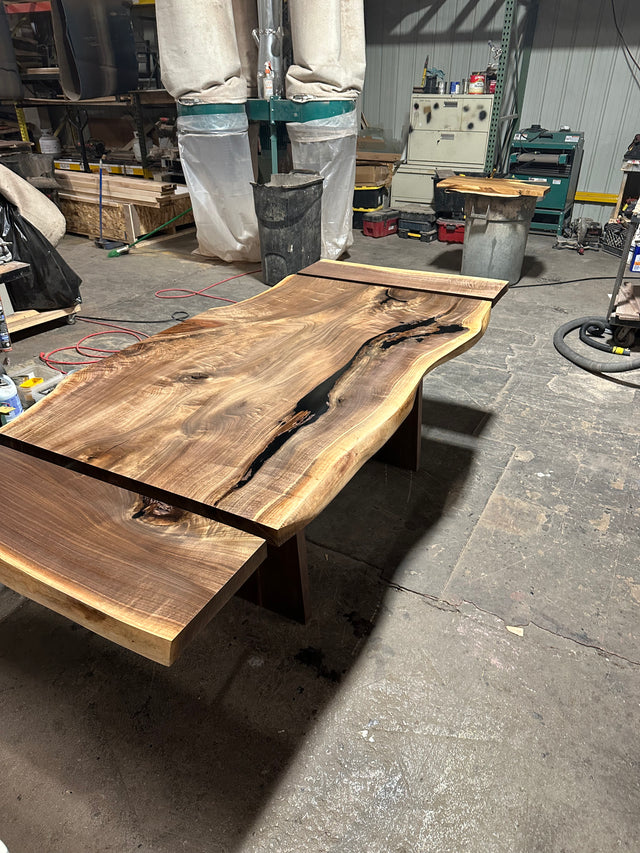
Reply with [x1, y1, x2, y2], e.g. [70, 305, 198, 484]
[55, 171, 181, 208]
[55, 172, 193, 242]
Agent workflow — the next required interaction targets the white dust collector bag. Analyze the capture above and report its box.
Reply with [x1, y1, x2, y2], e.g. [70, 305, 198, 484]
[286, 0, 366, 99]
[155, 0, 257, 102]
[177, 111, 260, 262]
[156, 0, 260, 262]
[287, 108, 358, 259]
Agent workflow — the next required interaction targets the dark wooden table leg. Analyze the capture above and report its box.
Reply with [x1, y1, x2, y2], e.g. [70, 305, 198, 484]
[375, 381, 422, 471]
[237, 529, 310, 623]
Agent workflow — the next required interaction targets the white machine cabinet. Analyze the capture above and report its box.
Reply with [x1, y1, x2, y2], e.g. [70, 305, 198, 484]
[392, 94, 494, 206]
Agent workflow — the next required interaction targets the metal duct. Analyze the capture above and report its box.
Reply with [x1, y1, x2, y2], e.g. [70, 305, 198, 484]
[253, 0, 284, 99]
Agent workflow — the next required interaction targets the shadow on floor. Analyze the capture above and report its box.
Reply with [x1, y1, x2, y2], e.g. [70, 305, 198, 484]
[309, 398, 496, 590]
[0, 537, 382, 850]
[422, 397, 493, 436]
[0, 398, 492, 851]
[425, 247, 546, 281]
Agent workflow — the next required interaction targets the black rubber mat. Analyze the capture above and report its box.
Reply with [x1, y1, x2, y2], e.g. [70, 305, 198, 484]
[0, 6, 23, 101]
[51, 0, 138, 100]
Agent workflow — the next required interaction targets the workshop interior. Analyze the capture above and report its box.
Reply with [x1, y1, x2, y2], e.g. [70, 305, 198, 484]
[0, 1, 639, 851]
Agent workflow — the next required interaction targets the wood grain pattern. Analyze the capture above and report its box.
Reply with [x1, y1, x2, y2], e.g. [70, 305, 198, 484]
[0, 445, 266, 665]
[374, 383, 423, 471]
[300, 260, 509, 304]
[1, 268, 500, 545]
[437, 176, 550, 198]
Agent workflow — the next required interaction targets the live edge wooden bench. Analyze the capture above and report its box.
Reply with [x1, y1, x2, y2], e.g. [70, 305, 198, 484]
[0, 260, 507, 666]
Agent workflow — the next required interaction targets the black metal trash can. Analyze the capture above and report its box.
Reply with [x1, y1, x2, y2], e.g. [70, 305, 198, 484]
[252, 171, 323, 286]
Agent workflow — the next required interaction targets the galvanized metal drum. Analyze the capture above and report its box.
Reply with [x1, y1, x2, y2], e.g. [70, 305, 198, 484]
[461, 194, 538, 285]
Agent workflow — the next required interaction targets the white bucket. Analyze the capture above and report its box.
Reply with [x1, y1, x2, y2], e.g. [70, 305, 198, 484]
[39, 129, 61, 154]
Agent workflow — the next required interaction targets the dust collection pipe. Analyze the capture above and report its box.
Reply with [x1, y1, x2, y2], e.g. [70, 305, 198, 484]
[253, 0, 283, 99]
[155, 0, 365, 262]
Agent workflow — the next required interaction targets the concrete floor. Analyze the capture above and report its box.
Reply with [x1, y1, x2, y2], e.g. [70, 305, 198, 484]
[1, 227, 639, 852]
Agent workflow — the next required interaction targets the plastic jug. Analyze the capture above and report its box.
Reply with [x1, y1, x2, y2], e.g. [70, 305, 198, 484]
[0, 374, 23, 425]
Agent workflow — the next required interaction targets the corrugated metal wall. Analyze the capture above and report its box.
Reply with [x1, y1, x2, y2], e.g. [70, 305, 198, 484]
[362, 0, 524, 145]
[520, 0, 640, 222]
[362, 0, 640, 223]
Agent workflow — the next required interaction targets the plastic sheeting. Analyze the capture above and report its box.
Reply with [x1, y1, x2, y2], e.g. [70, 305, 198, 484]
[178, 111, 260, 262]
[286, 0, 365, 99]
[156, 0, 258, 102]
[0, 6, 23, 101]
[157, 0, 260, 261]
[287, 108, 358, 259]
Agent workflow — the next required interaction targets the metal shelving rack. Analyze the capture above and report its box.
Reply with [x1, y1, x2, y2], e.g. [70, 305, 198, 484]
[483, 0, 516, 174]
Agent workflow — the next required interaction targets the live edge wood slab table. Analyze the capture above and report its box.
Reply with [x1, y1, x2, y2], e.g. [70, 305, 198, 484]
[0, 260, 507, 665]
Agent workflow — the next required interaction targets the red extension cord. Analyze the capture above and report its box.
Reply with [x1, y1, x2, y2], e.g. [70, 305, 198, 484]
[40, 269, 262, 373]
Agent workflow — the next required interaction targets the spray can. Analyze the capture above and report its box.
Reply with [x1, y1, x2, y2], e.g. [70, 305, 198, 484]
[0, 373, 23, 425]
[0, 297, 11, 352]
[469, 73, 485, 94]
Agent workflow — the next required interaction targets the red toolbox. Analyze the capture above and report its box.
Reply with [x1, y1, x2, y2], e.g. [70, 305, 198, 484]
[362, 209, 399, 238]
[437, 218, 465, 243]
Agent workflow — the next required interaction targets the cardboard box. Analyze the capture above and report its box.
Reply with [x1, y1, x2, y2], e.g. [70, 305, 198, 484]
[355, 164, 390, 185]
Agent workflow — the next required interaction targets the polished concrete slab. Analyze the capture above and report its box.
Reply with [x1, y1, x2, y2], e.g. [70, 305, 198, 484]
[1, 227, 639, 852]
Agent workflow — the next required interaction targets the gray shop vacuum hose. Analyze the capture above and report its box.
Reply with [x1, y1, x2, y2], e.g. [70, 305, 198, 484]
[553, 316, 640, 373]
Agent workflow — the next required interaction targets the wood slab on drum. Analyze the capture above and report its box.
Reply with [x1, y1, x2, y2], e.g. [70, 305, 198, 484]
[1, 264, 507, 545]
[437, 175, 551, 198]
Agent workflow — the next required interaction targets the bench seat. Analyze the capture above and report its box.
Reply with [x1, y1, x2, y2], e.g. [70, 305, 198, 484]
[0, 445, 266, 665]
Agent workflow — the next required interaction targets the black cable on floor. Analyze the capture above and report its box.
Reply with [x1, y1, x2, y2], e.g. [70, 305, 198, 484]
[79, 311, 190, 323]
[512, 276, 618, 288]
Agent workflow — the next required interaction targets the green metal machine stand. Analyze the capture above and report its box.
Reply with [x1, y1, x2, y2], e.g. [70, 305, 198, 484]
[246, 98, 354, 174]
[509, 127, 585, 236]
[178, 98, 354, 176]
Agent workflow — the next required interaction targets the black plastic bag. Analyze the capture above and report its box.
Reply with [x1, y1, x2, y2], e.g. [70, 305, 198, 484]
[0, 197, 81, 311]
[624, 134, 640, 161]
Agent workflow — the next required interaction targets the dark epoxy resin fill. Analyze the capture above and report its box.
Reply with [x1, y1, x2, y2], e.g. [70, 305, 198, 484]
[217, 314, 467, 498]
